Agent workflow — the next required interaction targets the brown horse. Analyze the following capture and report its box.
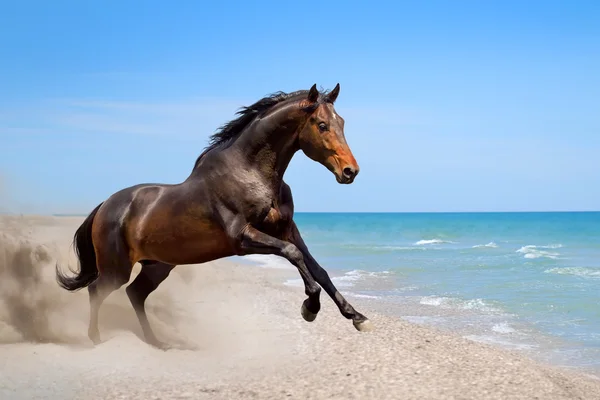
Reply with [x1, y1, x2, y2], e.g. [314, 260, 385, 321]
[56, 83, 372, 348]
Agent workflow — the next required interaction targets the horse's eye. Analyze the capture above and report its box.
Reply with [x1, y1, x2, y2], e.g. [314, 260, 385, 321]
[318, 122, 328, 132]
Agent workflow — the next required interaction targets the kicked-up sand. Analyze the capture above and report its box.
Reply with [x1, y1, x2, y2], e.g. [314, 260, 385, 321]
[1, 215, 599, 400]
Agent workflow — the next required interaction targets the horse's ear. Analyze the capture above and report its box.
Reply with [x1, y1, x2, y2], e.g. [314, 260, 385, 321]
[326, 83, 340, 103]
[307, 84, 319, 103]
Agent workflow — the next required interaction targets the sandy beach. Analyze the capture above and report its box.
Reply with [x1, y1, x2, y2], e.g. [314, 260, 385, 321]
[1, 215, 599, 400]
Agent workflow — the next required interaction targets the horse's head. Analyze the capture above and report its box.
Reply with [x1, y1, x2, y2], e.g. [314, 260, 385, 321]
[298, 84, 359, 184]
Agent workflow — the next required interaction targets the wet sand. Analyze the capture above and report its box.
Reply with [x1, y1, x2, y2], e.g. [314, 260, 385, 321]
[1, 215, 599, 399]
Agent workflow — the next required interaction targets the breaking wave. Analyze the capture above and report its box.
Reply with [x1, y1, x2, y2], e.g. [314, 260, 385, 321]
[472, 242, 498, 249]
[419, 295, 501, 313]
[544, 267, 600, 279]
[414, 239, 454, 246]
[516, 245, 562, 260]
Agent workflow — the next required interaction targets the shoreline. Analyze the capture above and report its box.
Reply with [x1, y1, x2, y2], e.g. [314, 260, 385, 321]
[351, 292, 600, 378]
[1, 215, 600, 399]
[245, 251, 600, 379]
[246, 254, 600, 378]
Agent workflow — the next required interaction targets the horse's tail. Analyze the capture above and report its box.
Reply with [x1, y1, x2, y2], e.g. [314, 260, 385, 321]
[56, 202, 104, 291]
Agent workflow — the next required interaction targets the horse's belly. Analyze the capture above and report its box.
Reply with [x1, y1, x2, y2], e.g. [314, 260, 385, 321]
[133, 218, 235, 265]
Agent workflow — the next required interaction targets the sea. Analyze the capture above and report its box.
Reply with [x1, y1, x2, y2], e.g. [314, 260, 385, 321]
[240, 212, 600, 375]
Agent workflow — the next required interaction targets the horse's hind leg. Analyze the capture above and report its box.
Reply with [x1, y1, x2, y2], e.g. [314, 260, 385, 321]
[87, 241, 134, 345]
[125, 261, 175, 349]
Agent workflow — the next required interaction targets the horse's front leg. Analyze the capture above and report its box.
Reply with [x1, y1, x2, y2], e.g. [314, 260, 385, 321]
[288, 221, 373, 332]
[235, 224, 323, 323]
[235, 223, 373, 331]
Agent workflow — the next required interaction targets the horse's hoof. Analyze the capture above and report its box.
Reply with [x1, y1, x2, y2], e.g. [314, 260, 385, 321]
[301, 303, 318, 322]
[148, 339, 171, 351]
[353, 318, 374, 332]
[89, 331, 101, 345]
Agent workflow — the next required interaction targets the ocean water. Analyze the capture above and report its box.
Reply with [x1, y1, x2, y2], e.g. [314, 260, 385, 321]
[243, 212, 600, 374]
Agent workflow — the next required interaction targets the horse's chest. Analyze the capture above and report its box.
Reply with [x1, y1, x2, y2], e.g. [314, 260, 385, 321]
[225, 168, 292, 237]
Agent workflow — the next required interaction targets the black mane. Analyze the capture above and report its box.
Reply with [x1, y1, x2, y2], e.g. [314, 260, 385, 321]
[192, 88, 328, 169]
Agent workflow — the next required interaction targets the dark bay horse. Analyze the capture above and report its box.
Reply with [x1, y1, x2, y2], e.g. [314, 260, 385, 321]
[56, 83, 372, 348]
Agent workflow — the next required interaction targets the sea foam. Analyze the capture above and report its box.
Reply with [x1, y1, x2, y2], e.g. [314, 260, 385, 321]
[283, 270, 391, 289]
[419, 296, 501, 313]
[516, 245, 561, 260]
[414, 239, 454, 246]
[332, 269, 391, 288]
[544, 267, 600, 279]
[491, 322, 516, 334]
[472, 242, 498, 248]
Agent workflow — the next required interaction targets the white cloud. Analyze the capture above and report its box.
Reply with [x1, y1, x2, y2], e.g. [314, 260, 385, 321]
[1, 97, 250, 139]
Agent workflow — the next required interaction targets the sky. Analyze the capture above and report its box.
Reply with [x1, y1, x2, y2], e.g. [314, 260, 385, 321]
[1, 0, 599, 214]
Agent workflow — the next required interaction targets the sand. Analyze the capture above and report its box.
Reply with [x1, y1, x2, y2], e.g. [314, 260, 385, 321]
[1, 215, 599, 400]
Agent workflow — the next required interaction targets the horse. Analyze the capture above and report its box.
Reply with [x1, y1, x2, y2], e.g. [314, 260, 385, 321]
[55, 83, 373, 349]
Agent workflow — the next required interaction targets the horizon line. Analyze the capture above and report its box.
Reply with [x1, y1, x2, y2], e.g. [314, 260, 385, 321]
[36, 210, 600, 217]
[1, 210, 599, 218]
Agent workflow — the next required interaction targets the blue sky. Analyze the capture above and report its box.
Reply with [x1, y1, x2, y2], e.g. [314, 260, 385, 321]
[1, 0, 599, 213]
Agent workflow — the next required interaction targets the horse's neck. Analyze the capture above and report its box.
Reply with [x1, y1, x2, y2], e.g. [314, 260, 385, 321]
[233, 104, 304, 186]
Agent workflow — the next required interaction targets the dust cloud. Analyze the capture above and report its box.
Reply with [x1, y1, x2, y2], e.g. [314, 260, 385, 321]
[0, 215, 203, 348]
[0, 217, 89, 344]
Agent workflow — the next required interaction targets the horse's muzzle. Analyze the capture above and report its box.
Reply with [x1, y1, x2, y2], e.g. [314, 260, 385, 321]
[337, 166, 359, 184]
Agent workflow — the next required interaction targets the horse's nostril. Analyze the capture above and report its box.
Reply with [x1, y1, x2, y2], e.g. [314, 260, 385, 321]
[343, 167, 356, 179]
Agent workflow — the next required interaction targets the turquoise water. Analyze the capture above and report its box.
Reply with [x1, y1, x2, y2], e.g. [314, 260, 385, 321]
[247, 212, 600, 373]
